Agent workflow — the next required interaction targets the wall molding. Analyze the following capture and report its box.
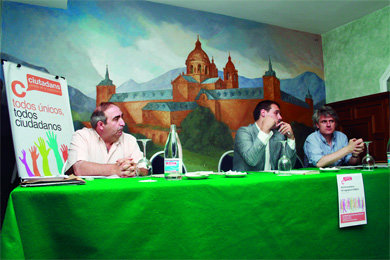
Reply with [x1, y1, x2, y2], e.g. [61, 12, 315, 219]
[380, 63, 390, 92]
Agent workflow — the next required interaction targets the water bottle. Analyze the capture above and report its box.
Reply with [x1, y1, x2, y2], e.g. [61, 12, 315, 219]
[164, 124, 183, 180]
[387, 139, 390, 168]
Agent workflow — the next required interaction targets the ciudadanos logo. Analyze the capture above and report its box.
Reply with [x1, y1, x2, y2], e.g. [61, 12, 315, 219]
[12, 74, 62, 98]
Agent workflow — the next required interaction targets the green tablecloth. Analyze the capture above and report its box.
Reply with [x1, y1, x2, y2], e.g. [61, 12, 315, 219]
[1, 168, 389, 259]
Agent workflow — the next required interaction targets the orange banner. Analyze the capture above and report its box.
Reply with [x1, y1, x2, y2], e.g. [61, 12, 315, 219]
[27, 74, 62, 96]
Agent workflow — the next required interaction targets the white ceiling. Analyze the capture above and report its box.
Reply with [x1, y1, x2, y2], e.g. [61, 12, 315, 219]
[5, 0, 390, 34]
[148, 0, 389, 34]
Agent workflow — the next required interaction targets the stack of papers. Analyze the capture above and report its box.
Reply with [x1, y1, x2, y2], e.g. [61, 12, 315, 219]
[20, 175, 86, 187]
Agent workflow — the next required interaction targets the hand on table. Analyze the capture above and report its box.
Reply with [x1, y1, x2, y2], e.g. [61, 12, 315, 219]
[116, 158, 137, 177]
[349, 138, 364, 156]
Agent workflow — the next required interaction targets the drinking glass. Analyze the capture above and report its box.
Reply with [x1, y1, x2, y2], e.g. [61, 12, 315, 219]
[136, 139, 154, 181]
[277, 140, 292, 176]
[362, 141, 375, 171]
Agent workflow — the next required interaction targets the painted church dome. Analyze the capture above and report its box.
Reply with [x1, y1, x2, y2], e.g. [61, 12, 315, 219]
[186, 37, 211, 66]
[225, 55, 235, 71]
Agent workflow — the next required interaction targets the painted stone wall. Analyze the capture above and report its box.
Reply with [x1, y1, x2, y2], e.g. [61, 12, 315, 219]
[322, 6, 390, 103]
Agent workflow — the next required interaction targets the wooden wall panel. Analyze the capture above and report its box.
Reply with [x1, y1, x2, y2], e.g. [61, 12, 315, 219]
[328, 92, 389, 162]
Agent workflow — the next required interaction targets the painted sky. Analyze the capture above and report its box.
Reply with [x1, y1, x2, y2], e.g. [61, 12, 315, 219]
[1, 0, 323, 96]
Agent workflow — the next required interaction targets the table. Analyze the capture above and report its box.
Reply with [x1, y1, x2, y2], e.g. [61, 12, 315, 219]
[1, 168, 389, 259]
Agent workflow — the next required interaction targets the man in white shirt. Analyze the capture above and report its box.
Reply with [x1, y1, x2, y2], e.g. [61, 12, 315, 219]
[233, 100, 296, 171]
[65, 102, 143, 177]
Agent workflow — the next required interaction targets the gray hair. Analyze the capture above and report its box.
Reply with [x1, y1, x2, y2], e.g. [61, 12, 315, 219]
[90, 102, 115, 129]
[312, 106, 339, 128]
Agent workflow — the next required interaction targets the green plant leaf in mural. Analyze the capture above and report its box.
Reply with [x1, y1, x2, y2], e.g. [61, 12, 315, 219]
[180, 106, 233, 154]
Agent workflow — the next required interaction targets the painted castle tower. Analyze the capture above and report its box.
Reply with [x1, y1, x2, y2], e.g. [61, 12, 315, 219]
[96, 65, 116, 107]
[97, 37, 314, 144]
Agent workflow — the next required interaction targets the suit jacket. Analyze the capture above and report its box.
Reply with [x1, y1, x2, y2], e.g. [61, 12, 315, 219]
[233, 123, 296, 171]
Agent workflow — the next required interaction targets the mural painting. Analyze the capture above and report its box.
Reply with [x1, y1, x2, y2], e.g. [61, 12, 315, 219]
[1, 0, 325, 171]
[97, 37, 317, 144]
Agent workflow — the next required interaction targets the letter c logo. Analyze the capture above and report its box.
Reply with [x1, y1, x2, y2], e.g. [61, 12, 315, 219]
[11, 80, 26, 98]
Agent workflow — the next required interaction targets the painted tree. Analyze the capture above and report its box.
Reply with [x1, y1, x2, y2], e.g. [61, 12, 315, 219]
[180, 106, 233, 153]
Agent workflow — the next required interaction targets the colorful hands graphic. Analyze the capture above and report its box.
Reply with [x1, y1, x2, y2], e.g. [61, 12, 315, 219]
[60, 144, 68, 162]
[340, 197, 365, 213]
[34, 137, 52, 176]
[19, 149, 34, 177]
[46, 131, 64, 174]
[18, 132, 68, 177]
[29, 146, 41, 176]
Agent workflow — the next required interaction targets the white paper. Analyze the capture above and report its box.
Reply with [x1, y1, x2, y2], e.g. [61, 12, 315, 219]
[337, 173, 367, 228]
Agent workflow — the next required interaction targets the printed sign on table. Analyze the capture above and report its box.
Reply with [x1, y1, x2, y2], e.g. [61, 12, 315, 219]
[2, 61, 74, 179]
[336, 173, 367, 228]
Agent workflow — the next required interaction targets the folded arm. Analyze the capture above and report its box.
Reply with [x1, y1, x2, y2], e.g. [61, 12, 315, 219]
[315, 146, 353, 168]
[71, 158, 136, 177]
[306, 137, 364, 168]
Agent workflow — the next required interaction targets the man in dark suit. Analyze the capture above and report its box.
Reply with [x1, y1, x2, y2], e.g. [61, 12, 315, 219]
[233, 100, 296, 171]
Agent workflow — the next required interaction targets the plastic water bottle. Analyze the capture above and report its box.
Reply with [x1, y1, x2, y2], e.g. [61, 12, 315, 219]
[164, 124, 183, 180]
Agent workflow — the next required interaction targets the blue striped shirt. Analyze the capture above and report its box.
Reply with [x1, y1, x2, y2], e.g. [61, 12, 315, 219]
[304, 130, 352, 167]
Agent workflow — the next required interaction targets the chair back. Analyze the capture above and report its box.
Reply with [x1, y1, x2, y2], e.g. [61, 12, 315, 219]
[218, 150, 234, 172]
[294, 154, 305, 169]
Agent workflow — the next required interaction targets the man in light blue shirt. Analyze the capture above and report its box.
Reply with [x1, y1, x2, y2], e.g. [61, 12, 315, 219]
[304, 106, 364, 167]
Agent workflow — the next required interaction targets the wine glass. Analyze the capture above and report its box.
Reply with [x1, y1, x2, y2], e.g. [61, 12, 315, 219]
[136, 139, 155, 182]
[362, 141, 375, 171]
[277, 140, 292, 176]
